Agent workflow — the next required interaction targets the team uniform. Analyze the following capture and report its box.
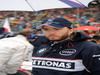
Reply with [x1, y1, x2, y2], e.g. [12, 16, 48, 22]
[32, 32, 100, 75]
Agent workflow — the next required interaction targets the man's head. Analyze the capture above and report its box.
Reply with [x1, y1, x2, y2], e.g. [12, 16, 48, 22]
[39, 18, 74, 42]
[18, 28, 37, 41]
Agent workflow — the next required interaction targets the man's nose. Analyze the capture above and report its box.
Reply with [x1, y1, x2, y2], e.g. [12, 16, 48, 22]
[47, 30, 55, 34]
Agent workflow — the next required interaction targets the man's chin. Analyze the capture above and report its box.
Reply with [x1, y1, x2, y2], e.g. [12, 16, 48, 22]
[49, 38, 62, 41]
[48, 37, 67, 42]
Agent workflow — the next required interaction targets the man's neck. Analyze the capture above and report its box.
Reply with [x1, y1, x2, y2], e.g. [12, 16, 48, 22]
[53, 35, 74, 44]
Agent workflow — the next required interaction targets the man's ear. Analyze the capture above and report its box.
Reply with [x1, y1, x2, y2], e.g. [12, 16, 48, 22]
[68, 29, 74, 35]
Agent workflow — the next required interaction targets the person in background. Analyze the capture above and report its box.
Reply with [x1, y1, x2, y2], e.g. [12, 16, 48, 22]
[92, 35, 100, 44]
[0, 27, 14, 39]
[0, 28, 35, 75]
[32, 18, 100, 75]
[83, 30, 89, 36]
[30, 28, 50, 54]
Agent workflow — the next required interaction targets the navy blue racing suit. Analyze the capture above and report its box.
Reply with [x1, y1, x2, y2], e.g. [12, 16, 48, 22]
[32, 32, 100, 75]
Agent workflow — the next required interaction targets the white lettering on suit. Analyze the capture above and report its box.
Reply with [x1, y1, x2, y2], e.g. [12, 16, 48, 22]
[32, 57, 85, 72]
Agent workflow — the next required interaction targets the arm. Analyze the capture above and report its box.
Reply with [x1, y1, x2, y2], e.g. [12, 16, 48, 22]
[82, 44, 100, 75]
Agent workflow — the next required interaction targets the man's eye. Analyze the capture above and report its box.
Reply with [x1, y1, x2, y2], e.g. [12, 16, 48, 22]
[56, 29, 60, 30]
[43, 28, 48, 31]
[54, 28, 60, 30]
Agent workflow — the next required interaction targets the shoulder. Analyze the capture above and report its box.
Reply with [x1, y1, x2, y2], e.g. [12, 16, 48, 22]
[81, 41, 100, 55]
[79, 41, 98, 47]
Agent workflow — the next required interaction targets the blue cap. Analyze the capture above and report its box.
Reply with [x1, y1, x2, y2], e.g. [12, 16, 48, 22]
[41, 18, 73, 29]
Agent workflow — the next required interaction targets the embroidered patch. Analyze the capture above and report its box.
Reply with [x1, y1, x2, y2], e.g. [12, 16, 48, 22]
[59, 49, 76, 56]
[37, 48, 47, 54]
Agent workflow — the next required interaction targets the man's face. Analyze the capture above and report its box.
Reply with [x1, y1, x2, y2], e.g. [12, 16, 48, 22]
[41, 25, 73, 41]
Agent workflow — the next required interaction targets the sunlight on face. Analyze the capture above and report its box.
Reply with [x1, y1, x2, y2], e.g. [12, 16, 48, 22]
[41, 25, 73, 41]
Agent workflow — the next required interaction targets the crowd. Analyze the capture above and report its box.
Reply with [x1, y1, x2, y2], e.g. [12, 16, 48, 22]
[0, 4, 99, 32]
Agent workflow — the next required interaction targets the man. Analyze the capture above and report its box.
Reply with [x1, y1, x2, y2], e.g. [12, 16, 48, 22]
[0, 28, 35, 75]
[32, 18, 100, 75]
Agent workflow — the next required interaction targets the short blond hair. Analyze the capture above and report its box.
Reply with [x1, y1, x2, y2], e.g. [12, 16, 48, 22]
[18, 28, 36, 37]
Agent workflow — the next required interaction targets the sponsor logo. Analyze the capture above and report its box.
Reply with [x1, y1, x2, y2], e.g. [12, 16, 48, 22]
[32, 59, 74, 69]
[59, 49, 76, 56]
[37, 48, 47, 54]
[93, 54, 100, 57]
[32, 57, 85, 71]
